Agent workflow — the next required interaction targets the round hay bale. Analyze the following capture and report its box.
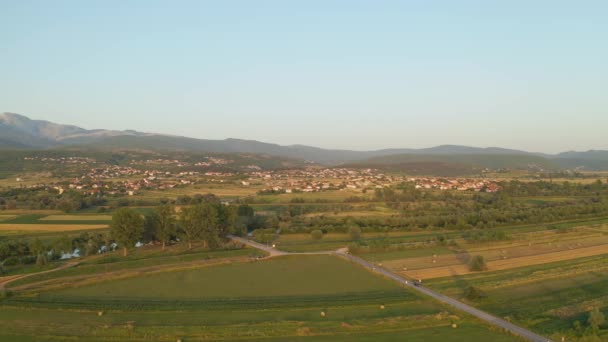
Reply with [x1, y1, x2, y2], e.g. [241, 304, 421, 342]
[380, 305, 385, 310]
[97, 311, 104, 316]
[320, 311, 326, 317]
[451, 323, 458, 328]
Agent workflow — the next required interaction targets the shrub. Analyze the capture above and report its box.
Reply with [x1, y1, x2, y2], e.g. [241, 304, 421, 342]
[347, 242, 362, 254]
[2, 256, 19, 266]
[348, 226, 362, 241]
[310, 230, 323, 240]
[463, 286, 485, 300]
[468, 255, 487, 271]
[588, 308, 605, 332]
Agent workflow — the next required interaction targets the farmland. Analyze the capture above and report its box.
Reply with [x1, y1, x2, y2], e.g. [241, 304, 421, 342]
[425, 255, 608, 340]
[2, 150, 608, 340]
[1, 255, 520, 341]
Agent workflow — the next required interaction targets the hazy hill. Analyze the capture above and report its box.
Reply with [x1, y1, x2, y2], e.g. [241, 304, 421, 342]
[1, 112, 607, 170]
[0, 112, 150, 148]
[345, 153, 556, 176]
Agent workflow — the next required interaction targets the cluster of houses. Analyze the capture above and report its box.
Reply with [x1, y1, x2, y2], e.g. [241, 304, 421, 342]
[245, 168, 397, 194]
[246, 168, 501, 194]
[16, 156, 502, 198]
[409, 177, 501, 192]
[23, 156, 96, 164]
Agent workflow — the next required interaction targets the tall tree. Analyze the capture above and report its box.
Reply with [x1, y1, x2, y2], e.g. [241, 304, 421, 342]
[179, 205, 204, 249]
[150, 204, 177, 250]
[110, 208, 144, 257]
[30, 238, 47, 266]
[216, 204, 238, 237]
[179, 204, 220, 249]
[200, 204, 219, 249]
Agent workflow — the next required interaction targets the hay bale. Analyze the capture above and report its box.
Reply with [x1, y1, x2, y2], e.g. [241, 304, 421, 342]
[380, 305, 385, 310]
[320, 311, 326, 317]
[97, 311, 104, 316]
[451, 323, 458, 328]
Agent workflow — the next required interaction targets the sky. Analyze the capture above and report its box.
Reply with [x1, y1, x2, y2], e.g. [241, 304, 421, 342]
[1, 0, 607, 153]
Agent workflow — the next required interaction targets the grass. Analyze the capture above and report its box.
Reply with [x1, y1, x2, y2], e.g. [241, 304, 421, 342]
[425, 254, 608, 339]
[44, 255, 402, 300]
[7, 247, 260, 289]
[0, 254, 520, 341]
[0, 215, 17, 221]
[0, 223, 108, 232]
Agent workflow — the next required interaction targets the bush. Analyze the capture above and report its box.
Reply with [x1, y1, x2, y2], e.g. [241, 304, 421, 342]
[2, 256, 19, 266]
[347, 242, 362, 254]
[463, 286, 485, 300]
[348, 226, 362, 241]
[468, 255, 487, 271]
[310, 230, 323, 240]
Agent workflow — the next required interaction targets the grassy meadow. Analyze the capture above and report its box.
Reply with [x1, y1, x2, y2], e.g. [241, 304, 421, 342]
[1, 255, 521, 341]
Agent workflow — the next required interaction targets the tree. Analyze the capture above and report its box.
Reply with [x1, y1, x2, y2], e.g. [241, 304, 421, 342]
[468, 255, 487, 271]
[216, 204, 238, 237]
[588, 308, 605, 332]
[150, 204, 177, 250]
[348, 226, 362, 241]
[30, 238, 47, 266]
[179, 204, 219, 249]
[53, 235, 73, 255]
[310, 229, 323, 240]
[110, 208, 144, 256]
[200, 204, 219, 249]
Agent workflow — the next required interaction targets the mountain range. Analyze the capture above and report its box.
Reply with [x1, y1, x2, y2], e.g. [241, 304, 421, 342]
[2, 112, 607, 172]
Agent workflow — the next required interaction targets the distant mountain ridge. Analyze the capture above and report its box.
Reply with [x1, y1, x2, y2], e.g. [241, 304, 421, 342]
[0, 112, 151, 147]
[1, 112, 607, 170]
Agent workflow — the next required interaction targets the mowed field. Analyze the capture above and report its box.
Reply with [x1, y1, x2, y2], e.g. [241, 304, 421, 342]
[0, 224, 108, 232]
[363, 222, 608, 280]
[39, 215, 112, 221]
[1, 255, 520, 341]
[401, 243, 608, 279]
[425, 255, 608, 340]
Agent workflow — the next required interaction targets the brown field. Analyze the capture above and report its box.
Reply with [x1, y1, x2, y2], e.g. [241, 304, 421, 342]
[0, 209, 62, 215]
[40, 215, 112, 221]
[400, 243, 608, 280]
[303, 210, 395, 217]
[137, 186, 260, 198]
[0, 224, 109, 232]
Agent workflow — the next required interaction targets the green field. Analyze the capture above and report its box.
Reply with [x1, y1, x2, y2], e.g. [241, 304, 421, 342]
[45, 255, 399, 299]
[426, 255, 608, 340]
[1, 255, 520, 341]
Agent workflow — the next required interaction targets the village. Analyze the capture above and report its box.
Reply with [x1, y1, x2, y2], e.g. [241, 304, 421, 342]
[15, 156, 501, 197]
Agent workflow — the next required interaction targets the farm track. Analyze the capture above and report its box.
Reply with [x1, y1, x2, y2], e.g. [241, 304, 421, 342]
[6, 255, 252, 292]
[230, 236, 553, 342]
[0, 261, 79, 290]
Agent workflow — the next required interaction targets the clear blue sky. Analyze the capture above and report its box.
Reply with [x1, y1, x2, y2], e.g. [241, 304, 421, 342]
[1, 0, 606, 153]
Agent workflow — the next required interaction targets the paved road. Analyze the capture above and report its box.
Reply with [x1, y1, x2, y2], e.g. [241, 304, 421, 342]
[230, 236, 553, 342]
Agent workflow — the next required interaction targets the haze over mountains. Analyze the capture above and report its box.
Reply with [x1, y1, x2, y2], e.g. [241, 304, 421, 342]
[1, 112, 607, 171]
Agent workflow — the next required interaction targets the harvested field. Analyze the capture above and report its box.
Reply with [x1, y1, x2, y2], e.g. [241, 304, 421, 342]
[0, 224, 108, 232]
[400, 243, 608, 280]
[39, 215, 112, 221]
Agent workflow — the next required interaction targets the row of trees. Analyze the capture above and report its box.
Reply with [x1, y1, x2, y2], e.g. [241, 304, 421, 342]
[111, 203, 255, 256]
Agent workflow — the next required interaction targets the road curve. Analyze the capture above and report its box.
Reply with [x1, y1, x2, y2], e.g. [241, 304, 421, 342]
[229, 236, 552, 342]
